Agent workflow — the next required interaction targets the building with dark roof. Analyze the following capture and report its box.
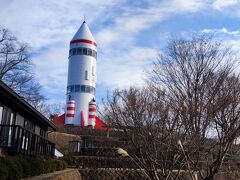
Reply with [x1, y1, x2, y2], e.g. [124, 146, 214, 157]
[0, 80, 56, 156]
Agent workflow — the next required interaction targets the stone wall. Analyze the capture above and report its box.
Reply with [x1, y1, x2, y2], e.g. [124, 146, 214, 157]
[48, 132, 81, 155]
[25, 169, 81, 180]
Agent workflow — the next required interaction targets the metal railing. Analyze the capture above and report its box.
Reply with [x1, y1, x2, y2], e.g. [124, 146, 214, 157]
[0, 125, 55, 156]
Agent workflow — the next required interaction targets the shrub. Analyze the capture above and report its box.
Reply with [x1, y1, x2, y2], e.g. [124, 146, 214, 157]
[4, 157, 23, 180]
[13, 156, 31, 177]
[0, 155, 68, 179]
[61, 155, 74, 166]
[0, 162, 8, 180]
[29, 157, 45, 176]
[44, 159, 54, 173]
[54, 159, 68, 171]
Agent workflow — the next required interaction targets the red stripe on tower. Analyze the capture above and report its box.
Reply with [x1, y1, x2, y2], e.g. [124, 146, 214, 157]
[88, 99, 96, 127]
[67, 101, 75, 104]
[88, 115, 95, 118]
[70, 39, 97, 47]
[66, 114, 74, 117]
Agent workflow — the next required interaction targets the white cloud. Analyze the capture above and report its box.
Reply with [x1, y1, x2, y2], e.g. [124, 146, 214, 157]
[201, 27, 240, 55]
[224, 39, 240, 51]
[213, 0, 239, 10]
[32, 45, 68, 99]
[202, 27, 240, 36]
[172, 0, 208, 12]
[97, 47, 158, 88]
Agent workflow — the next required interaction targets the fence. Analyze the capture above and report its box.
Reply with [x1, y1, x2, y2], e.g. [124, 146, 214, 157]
[0, 125, 55, 156]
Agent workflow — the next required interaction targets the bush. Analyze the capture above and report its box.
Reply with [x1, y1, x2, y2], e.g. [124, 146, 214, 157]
[54, 159, 68, 171]
[4, 157, 23, 180]
[61, 155, 74, 166]
[0, 162, 8, 180]
[29, 157, 45, 176]
[15, 156, 31, 178]
[44, 159, 55, 173]
[0, 155, 68, 179]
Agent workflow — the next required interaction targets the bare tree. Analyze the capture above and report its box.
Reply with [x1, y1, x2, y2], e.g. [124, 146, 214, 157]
[150, 35, 240, 179]
[103, 87, 188, 180]
[44, 103, 65, 120]
[0, 27, 46, 109]
[103, 35, 240, 180]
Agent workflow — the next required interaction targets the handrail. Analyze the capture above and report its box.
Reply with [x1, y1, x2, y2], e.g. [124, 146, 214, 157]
[0, 124, 55, 156]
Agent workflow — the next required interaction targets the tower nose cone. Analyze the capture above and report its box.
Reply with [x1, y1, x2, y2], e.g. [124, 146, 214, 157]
[71, 21, 96, 44]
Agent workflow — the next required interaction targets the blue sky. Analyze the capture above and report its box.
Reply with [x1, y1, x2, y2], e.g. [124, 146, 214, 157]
[1, 0, 240, 107]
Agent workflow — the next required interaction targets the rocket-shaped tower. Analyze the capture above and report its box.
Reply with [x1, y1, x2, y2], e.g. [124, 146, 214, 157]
[65, 21, 97, 127]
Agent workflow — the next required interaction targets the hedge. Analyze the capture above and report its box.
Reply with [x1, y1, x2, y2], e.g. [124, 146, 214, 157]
[0, 156, 67, 180]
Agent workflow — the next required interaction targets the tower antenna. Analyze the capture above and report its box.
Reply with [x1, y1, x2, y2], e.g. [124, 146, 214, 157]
[83, 15, 86, 23]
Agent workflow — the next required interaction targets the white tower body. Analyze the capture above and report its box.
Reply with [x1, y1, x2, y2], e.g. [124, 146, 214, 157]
[66, 21, 97, 126]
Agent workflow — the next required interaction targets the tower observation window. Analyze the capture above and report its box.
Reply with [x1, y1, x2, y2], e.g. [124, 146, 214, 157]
[73, 49, 76, 55]
[81, 85, 85, 92]
[69, 49, 73, 56]
[94, 51, 97, 58]
[67, 84, 95, 95]
[77, 48, 82, 55]
[86, 86, 90, 93]
[70, 86, 74, 92]
[69, 47, 97, 59]
[87, 49, 93, 56]
[75, 85, 80, 92]
[83, 48, 87, 55]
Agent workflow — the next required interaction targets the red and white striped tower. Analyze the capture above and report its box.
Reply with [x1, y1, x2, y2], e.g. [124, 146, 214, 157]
[65, 100, 75, 125]
[88, 98, 96, 127]
[65, 21, 97, 126]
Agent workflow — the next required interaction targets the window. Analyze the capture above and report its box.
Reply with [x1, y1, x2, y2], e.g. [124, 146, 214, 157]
[69, 48, 96, 59]
[70, 85, 74, 92]
[0, 106, 3, 124]
[77, 48, 82, 55]
[2, 107, 13, 125]
[75, 85, 80, 92]
[73, 48, 76, 55]
[35, 126, 40, 135]
[68, 84, 95, 94]
[86, 86, 90, 93]
[40, 129, 46, 138]
[87, 49, 93, 56]
[90, 87, 94, 94]
[24, 119, 35, 132]
[93, 51, 97, 58]
[85, 70, 89, 80]
[83, 48, 87, 55]
[92, 66, 95, 76]
[15, 113, 24, 127]
[7, 112, 14, 147]
[81, 85, 86, 92]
